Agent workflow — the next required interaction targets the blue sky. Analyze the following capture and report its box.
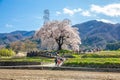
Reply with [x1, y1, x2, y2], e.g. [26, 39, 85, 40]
[0, 0, 120, 33]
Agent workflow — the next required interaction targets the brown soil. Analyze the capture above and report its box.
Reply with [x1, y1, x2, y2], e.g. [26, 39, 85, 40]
[0, 69, 120, 80]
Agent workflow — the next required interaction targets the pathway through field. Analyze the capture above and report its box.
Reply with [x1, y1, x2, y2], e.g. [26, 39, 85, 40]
[41, 63, 56, 67]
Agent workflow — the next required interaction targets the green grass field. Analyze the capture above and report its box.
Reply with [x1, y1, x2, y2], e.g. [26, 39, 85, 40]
[0, 57, 54, 63]
[1, 50, 120, 68]
[63, 51, 120, 68]
[82, 51, 120, 58]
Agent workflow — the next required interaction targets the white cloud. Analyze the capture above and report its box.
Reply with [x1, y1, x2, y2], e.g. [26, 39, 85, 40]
[5, 24, 13, 28]
[56, 11, 61, 15]
[91, 4, 120, 17]
[63, 8, 82, 16]
[73, 8, 82, 12]
[96, 19, 116, 24]
[81, 11, 91, 16]
[63, 8, 74, 16]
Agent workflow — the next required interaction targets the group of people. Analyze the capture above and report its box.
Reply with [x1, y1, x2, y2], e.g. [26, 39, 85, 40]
[54, 56, 65, 67]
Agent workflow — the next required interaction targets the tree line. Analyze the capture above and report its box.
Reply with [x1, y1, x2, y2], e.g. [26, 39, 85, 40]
[106, 42, 120, 50]
[6, 39, 38, 53]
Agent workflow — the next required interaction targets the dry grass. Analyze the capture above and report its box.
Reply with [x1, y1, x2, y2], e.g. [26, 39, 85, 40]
[0, 69, 120, 80]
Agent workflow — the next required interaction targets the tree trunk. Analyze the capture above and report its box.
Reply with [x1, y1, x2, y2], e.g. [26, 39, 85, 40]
[56, 36, 64, 51]
[58, 44, 62, 50]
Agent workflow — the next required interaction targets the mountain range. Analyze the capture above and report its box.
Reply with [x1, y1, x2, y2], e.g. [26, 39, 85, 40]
[73, 20, 120, 49]
[0, 31, 35, 45]
[0, 20, 120, 49]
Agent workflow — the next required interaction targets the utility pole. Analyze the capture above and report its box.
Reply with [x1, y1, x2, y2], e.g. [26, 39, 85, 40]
[43, 9, 50, 24]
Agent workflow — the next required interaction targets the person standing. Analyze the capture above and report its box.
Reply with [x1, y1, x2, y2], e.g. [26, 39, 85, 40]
[54, 57, 58, 66]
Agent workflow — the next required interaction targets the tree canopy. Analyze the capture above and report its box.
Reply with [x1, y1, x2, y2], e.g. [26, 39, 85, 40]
[35, 20, 81, 51]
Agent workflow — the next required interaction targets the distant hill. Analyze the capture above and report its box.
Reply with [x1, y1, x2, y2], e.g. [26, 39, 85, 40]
[0, 20, 120, 49]
[73, 20, 120, 49]
[0, 31, 35, 45]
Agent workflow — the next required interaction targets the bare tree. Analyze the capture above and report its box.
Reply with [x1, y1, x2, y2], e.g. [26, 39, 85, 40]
[35, 19, 81, 51]
[9, 41, 25, 53]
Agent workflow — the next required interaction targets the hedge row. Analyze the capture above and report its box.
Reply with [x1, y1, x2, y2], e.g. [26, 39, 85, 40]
[0, 61, 41, 66]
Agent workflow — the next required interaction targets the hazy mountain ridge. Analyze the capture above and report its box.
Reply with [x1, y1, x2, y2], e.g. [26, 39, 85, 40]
[0, 20, 120, 49]
[0, 31, 35, 45]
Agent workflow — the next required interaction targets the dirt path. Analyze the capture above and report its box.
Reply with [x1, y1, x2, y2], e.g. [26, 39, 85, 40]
[41, 63, 56, 67]
[0, 69, 120, 80]
[23, 63, 56, 67]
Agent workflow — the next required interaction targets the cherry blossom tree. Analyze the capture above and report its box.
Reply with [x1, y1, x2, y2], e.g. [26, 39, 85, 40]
[35, 19, 81, 51]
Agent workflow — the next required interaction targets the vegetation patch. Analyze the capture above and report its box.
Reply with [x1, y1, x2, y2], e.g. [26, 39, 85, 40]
[0, 57, 54, 66]
[0, 57, 53, 62]
[0, 48, 15, 57]
[63, 58, 120, 68]
[63, 51, 120, 68]
[0, 61, 41, 66]
[81, 51, 120, 58]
